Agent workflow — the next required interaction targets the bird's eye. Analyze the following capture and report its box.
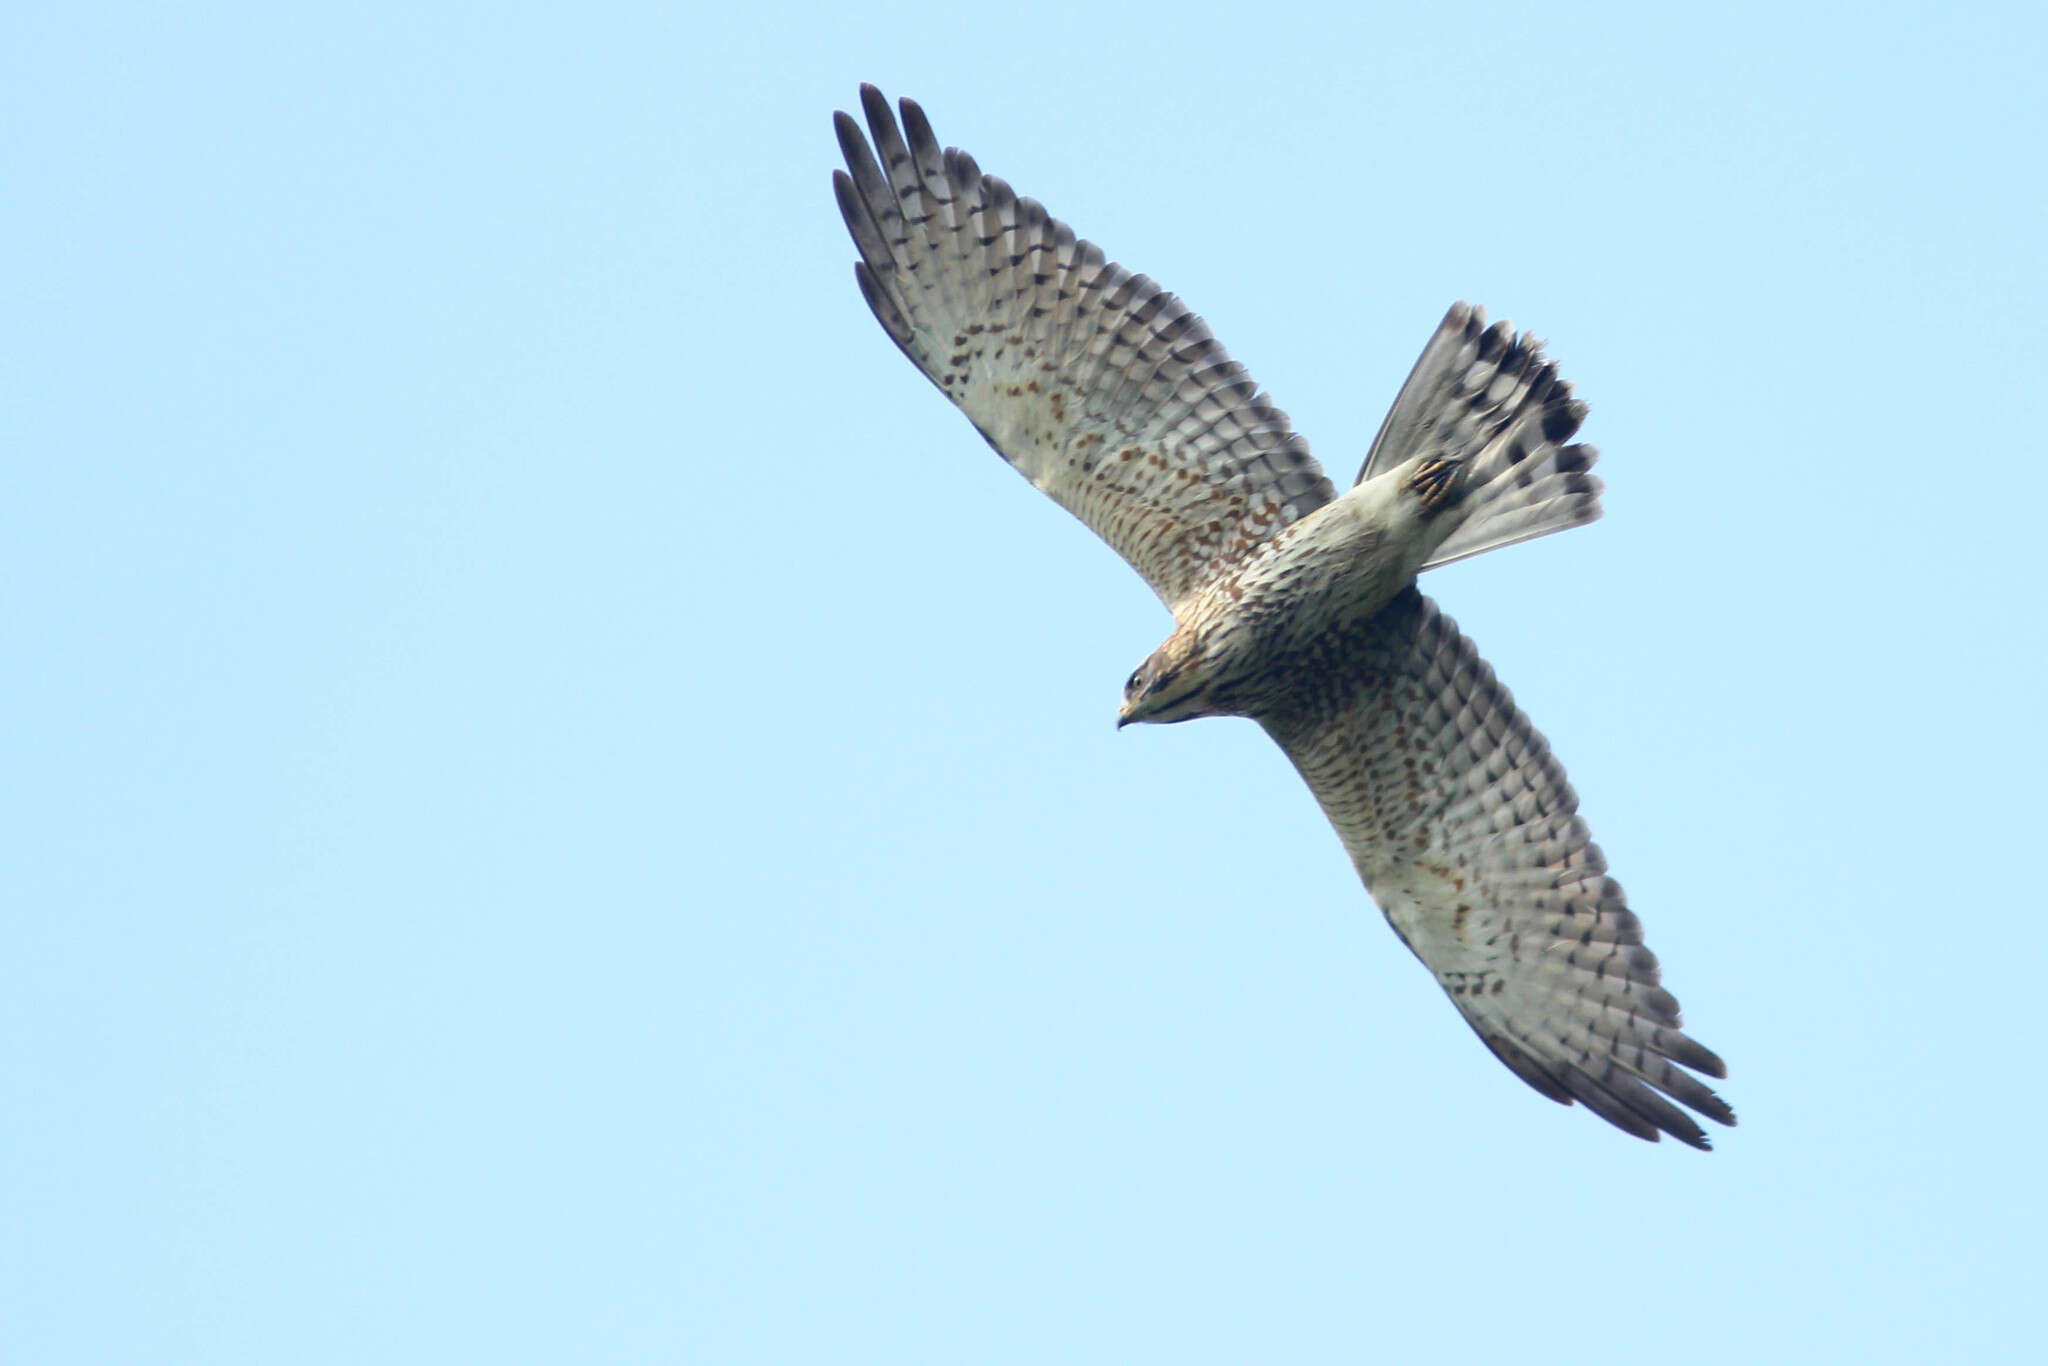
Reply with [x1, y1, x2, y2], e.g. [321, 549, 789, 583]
[1126, 670, 1145, 694]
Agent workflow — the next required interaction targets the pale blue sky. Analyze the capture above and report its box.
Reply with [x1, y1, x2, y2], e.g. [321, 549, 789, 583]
[9, 2, 2047, 1361]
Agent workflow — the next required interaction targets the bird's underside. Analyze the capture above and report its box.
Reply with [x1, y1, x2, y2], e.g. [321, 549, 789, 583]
[833, 84, 1733, 1148]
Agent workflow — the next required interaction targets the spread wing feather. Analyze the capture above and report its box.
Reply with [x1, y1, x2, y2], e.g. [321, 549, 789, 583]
[1259, 589, 1734, 1148]
[834, 85, 1336, 613]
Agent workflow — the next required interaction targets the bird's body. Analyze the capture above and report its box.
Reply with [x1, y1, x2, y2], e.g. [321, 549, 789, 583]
[1125, 457, 1458, 725]
[833, 86, 1734, 1148]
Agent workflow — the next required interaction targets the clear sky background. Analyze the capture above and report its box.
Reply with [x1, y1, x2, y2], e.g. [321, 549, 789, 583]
[9, 2, 2047, 1361]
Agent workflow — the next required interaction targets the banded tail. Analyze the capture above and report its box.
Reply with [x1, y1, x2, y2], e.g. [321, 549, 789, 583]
[1362, 304, 1603, 570]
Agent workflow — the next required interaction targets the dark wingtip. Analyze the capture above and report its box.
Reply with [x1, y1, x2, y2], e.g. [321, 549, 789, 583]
[899, 94, 939, 154]
[1672, 1035, 1729, 1080]
[830, 167, 861, 228]
[858, 83, 892, 124]
[833, 110, 875, 179]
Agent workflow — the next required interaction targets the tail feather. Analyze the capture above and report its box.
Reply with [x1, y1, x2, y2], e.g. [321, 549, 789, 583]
[1364, 304, 1605, 571]
[1432, 437, 1603, 568]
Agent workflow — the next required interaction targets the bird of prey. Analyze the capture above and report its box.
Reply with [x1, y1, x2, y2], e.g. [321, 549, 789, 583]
[832, 85, 1733, 1148]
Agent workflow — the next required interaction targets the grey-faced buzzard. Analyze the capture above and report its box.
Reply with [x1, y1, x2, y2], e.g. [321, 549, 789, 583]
[833, 86, 1733, 1148]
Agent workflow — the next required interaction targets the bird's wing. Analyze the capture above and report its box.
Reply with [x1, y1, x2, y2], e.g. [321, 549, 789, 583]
[1258, 588, 1734, 1148]
[834, 86, 1335, 614]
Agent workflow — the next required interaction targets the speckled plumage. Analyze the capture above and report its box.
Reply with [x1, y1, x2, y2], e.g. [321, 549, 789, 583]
[834, 86, 1732, 1149]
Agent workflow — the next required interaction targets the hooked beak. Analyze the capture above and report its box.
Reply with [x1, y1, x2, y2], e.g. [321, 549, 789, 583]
[1115, 705, 1134, 730]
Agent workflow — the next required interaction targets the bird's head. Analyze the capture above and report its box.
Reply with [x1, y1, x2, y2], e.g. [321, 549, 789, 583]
[1116, 631, 1212, 727]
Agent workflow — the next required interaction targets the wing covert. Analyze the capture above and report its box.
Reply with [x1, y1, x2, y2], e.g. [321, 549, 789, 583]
[834, 85, 1336, 613]
[1258, 589, 1734, 1148]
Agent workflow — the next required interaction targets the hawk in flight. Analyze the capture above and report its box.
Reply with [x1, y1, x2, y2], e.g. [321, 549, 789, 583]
[833, 86, 1734, 1148]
